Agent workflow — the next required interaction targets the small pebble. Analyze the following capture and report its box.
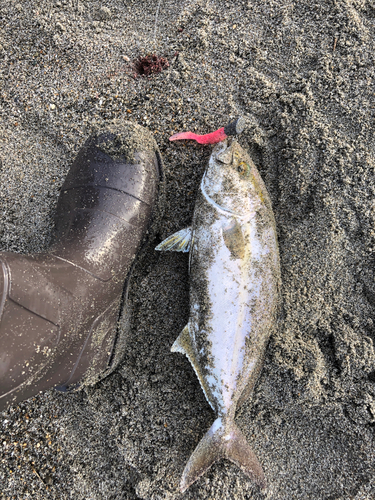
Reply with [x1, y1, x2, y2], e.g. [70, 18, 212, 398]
[99, 6, 111, 19]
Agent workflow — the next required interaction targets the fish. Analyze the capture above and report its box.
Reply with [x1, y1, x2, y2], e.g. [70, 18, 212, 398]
[156, 138, 281, 492]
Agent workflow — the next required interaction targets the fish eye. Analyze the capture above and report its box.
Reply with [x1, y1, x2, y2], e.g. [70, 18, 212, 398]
[237, 161, 250, 176]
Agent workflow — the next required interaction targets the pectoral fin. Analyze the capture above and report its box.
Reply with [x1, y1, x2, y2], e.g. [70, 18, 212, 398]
[222, 219, 245, 259]
[155, 227, 192, 252]
[172, 325, 216, 411]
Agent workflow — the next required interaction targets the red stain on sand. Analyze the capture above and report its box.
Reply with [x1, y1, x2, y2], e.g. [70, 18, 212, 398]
[134, 54, 169, 77]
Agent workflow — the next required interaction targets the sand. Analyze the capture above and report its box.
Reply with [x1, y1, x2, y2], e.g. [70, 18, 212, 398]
[1, 0, 375, 498]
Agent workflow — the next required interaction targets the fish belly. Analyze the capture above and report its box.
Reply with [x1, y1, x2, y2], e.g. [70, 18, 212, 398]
[189, 207, 278, 415]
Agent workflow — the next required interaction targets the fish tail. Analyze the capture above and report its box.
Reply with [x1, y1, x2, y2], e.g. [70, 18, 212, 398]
[180, 417, 266, 492]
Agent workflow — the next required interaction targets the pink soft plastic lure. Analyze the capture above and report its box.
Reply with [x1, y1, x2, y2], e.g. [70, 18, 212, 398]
[169, 117, 245, 144]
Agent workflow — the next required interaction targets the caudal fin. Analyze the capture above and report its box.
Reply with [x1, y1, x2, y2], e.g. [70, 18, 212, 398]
[180, 417, 266, 492]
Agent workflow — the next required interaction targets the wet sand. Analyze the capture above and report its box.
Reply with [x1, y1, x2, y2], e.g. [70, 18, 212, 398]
[1, 0, 375, 498]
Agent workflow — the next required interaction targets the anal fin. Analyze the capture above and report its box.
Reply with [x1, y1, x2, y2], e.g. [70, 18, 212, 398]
[172, 325, 216, 411]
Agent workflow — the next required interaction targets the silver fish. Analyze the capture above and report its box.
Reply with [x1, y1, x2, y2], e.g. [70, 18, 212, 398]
[156, 138, 280, 491]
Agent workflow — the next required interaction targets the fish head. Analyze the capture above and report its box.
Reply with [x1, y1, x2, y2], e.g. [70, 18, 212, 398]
[201, 139, 267, 216]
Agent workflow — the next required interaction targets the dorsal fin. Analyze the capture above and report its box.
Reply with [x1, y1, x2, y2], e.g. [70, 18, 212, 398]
[171, 325, 216, 411]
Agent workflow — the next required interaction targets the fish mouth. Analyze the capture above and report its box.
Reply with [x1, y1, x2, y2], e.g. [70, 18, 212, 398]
[212, 138, 235, 165]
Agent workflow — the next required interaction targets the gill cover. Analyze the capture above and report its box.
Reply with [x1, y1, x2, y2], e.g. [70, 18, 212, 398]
[200, 139, 257, 217]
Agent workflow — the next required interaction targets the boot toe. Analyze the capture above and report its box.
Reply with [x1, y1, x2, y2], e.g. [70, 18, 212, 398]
[51, 121, 163, 280]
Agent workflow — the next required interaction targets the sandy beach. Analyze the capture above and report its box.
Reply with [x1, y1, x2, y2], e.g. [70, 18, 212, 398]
[1, 0, 375, 498]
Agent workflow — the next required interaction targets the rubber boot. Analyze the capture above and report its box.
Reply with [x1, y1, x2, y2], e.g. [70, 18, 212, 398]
[0, 121, 164, 411]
